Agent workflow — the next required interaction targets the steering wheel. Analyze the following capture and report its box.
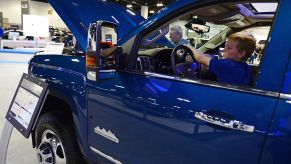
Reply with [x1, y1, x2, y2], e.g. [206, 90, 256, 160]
[171, 44, 200, 78]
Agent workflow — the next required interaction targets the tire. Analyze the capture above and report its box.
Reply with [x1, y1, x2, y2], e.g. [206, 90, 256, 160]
[35, 112, 85, 164]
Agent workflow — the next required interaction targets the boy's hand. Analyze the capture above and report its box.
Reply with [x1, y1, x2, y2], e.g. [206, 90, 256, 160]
[184, 44, 211, 67]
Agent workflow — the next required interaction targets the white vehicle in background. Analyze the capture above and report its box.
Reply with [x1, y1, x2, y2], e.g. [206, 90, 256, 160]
[3, 30, 26, 40]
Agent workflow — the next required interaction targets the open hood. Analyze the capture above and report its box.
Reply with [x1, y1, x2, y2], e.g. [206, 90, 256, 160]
[48, 0, 145, 50]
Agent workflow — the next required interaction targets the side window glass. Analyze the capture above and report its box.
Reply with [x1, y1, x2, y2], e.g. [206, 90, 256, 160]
[135, 2, 277, 88]
[140, 26, 173, 49]
[241, 27, 270, 66]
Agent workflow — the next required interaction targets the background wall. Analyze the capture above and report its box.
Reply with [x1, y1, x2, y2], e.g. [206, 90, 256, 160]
[243, 26, 270, 43]
[0, 0, 21, 25]
[30, 1, 67, 29]
[0, 0, 67, 29]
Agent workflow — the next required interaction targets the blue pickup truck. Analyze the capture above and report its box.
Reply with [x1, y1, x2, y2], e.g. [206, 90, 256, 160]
[28, 0, 291, 163]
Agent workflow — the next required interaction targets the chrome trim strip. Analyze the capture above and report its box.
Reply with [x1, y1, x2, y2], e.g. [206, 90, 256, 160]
[279, 93, 291, 100]
[145, 72, 178, 80]
[144, 72, 279, 98]
[99, 69, 116, 73]
[90, 146, 122, 164]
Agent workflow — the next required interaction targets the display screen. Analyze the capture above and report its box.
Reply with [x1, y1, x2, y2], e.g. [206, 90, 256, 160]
[9, 87, 40, 129]
[5, 73, 48, 138]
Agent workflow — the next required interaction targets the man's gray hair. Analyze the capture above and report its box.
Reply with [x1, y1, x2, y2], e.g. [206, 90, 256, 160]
[170, 26, 183, 36]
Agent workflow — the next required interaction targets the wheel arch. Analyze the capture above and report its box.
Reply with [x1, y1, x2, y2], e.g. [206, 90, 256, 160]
[31, 86, 90, 161]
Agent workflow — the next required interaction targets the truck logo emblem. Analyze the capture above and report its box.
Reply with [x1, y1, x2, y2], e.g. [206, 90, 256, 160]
[94, 126, 119, 143]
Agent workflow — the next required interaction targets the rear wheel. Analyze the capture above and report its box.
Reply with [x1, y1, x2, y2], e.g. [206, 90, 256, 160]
[35, 112, 85, 164]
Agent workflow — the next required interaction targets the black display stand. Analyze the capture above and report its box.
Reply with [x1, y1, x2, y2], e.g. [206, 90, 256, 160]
[0, 73, 48, 164]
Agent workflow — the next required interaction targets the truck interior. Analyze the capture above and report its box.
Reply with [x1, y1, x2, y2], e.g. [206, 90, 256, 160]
[136, 2, 277, 86]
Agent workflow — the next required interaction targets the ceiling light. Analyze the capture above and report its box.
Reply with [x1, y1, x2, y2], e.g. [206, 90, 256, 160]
[149, 10, 155, 14]
[251, 3, 277, 13]
[157, 2, 163, 7]
[126, 4, 132, 8]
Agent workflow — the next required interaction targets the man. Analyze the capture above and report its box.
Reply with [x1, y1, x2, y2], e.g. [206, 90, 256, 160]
[169, 26, 189, 45]
[254, 40, 266, 61]
[186, 32, 256, 86]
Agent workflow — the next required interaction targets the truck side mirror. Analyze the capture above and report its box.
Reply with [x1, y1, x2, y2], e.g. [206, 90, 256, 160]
[86, 21, 118, 81]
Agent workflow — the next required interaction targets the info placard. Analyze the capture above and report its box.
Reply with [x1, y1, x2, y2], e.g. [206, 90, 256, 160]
[5, 73, 48, 138]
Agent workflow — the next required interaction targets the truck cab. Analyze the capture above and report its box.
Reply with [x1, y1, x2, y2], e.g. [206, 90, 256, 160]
[28, 0, 291, 164]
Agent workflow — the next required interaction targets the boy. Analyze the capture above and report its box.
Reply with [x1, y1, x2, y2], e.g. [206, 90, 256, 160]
[186, 32, 256, 86]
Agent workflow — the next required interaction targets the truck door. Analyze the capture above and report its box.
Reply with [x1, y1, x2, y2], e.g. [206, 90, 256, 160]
[259, 5, 291, 161]
[260, 56, 291, 164]
[85, 1, 289, 164]
[86, 70, 278, 164]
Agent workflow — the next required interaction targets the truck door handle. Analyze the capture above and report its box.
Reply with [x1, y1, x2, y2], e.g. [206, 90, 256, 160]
[195, 111, 255, 133]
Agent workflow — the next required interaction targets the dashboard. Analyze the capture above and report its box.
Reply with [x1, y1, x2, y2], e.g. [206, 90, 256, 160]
[137, 48, 173, 74]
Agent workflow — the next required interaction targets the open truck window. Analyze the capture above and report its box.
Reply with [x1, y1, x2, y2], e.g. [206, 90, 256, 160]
[136, 2, 277, 88]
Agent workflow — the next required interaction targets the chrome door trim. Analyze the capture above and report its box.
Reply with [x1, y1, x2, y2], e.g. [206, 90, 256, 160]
[99, 69, 116, 73]
[279, 93, 291, 100]
[90, 146, 122, 164]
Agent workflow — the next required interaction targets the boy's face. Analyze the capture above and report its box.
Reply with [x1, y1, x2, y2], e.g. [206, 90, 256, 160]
[223, 40, 245, 61]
